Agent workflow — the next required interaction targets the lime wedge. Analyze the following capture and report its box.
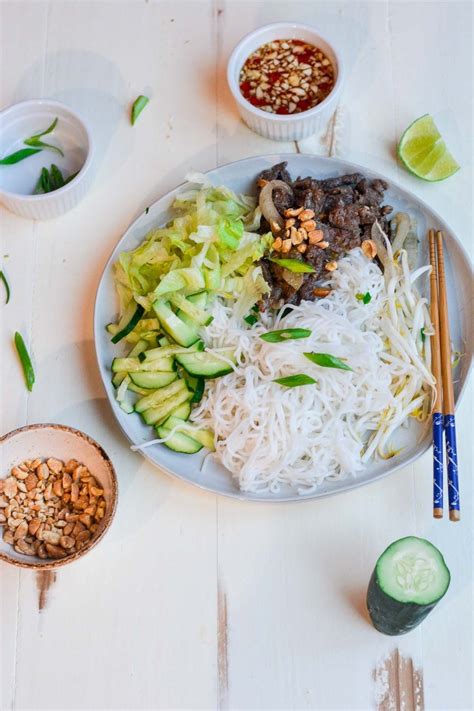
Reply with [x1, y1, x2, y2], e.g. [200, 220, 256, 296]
[398, 114, 460, 181]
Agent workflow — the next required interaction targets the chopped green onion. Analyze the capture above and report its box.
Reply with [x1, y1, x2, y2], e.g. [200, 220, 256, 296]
[24, 117, 64, 156]
[356, 292, 372, 304]
[420, 327, 426, 343]
[34, 164, 71, 194]
[145, 207, 150, 215]
[304, 352, 353, 371]
[131, 95, 149, 125]
[14, 332, 35, 391]
[273, 374, 317, 387]
[0, 270, 10, 303]
[260, 328, 311, 343]
[244, 313, 258, 326]
[0, 148, 42, 165]
[269, 257, 315, 273]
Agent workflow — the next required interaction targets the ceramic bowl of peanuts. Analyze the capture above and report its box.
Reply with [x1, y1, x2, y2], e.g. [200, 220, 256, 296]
[0, 424, 118, 569]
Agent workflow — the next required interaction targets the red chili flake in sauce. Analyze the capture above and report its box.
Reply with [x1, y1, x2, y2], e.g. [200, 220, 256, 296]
[239, 39, 335, 115]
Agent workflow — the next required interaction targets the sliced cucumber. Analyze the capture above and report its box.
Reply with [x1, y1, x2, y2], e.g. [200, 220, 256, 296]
[182, 373, 205, 403]
[143, 340, 204, 362]
[153, 300, 200, 347]
[135, 378, 188, 414]
[141, 388, 192, 425]
[112, 339, 149, 387]
[156, 426, 203, 454]
[163, 416, 214, 450]
[129, 371, 177, 389]
[127, 383, 151, 395]
[159, 336, 170, 346]
[187, 291, 208, 309]
[111, 304, 145, 344]
[170, 293, 213, 327]
[175, 349, 235, 378]
[106, 300, 138, 337]
[168, 401, 191, 421]
[367, 536, 451, 635]
[112, 356, 175, 373]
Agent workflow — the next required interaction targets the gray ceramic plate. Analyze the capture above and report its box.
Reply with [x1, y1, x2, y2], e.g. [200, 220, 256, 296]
[94, 155, 473, 502]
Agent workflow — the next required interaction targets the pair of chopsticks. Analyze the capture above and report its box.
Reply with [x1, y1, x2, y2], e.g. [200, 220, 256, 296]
[429, 230, 460, 521]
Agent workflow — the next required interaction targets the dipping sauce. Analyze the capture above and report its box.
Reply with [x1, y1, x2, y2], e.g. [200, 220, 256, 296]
[239, 39, 335, 115]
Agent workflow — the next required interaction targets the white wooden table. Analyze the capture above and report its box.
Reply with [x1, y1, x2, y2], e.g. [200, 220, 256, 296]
[1, 2, 472, 709]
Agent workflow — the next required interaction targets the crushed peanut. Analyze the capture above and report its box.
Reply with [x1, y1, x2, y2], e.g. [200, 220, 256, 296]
[325, 261, 338, 272]
[313, 287, 332, 297]
[308, 229, 324, 245]
[239, 39, 335, 115]
[361, 239, 377, 259]
[0, 458, 106, 560]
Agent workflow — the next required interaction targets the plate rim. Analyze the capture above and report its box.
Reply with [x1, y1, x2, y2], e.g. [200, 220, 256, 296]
[94, 152, 473, 503]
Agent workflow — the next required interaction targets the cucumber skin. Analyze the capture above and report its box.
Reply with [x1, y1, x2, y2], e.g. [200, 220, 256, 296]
[366, 571, 440, 636]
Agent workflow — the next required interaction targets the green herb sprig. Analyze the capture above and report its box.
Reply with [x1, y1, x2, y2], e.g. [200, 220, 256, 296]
[273, 374, 317, 388]
[0, 148, 42, 165]
[260, 328, 311, 343]
[0, 270, 10, 304]
[34, 165, 78, 194]
[24, 117, 64, 156]
[304, 352, 353, 371]
[14, 332, 35, 391]
[0, 117, 63, 165]
[269, 257, 315, 273]
[131, 95, 149, 125]
[356, 292, 372, 304]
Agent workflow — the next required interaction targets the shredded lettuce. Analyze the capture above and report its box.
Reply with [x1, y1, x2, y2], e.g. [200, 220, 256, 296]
[110, 179, 267, 330]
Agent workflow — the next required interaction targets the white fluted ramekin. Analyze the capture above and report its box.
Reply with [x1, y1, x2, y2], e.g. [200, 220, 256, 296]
[0, 99, 94, 220]
[227, 22, 344, 141]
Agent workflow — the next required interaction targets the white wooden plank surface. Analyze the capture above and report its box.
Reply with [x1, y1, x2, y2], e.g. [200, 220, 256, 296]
[1, 1, 472, 709]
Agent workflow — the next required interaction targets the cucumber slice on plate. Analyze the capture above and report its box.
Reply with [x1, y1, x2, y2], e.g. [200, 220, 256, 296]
[112, 338, 149, 387]
[143, 340, 204, 362]
[156, 426, 203, 454]
[112, 355, 175, 373]
[153, 300, 200, 347]
[129, 371, 177, 389]
[367, 536, 450, 635]
[170, 292, 213, 326]
[175, 349, 235, 378]
[111, 304, 145, 344]
[187, 291, 208, 308]
[167, 401, 191, 421]
[135, 378, 187, 414]
[141, 387, 192, 425]
[163, 416, 215, 450]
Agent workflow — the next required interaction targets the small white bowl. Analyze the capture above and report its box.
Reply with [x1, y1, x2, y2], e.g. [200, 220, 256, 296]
[0, 99, 95, 220]
[0, 424, 118, 569]
[227, 22, 345, 141]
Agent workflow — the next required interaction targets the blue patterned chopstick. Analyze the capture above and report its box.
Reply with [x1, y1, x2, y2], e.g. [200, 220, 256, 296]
[432, 412, 444, 516]
[444, 414, 460, 520]
[429, 230, 444, 518]
[436, 230, 460, 522]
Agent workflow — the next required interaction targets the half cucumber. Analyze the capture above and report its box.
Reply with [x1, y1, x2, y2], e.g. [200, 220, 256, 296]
[367, 536, 450, 635]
